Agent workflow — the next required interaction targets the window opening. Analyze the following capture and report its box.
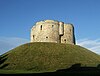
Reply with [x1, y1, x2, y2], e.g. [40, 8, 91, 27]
[70, 29, 71, 32]
[40, 25, 42, 30]
[64, 39, 66, 43]
[46, 37, 48, 38]
[52, 25, 54, 28]
[33, 35, 35, 39]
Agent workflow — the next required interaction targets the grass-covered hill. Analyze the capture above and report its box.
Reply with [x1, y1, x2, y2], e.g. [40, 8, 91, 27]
[0, 42, 100, 73]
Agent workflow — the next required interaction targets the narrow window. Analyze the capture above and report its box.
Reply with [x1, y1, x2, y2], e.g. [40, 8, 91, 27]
[52, 25, 54, 28]
[33, 35, 35, 39]
[40, 25, 42, 30]
[46, 37, 48, 38]
[70, 29, 71, 32]
[64, 39, 66, 43]
[64, 39, 66, 41]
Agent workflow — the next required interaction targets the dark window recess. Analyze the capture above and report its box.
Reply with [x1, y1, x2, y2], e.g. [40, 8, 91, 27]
[46, 37, 48, 38]
[52, 25, 54, 28]
[64, 39, 66, 41]
[70, 29, 71, 32]
[40, 25, 42, 30]
[33, 35, 35, 39]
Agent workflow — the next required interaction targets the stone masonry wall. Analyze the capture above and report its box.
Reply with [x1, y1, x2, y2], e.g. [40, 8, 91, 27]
[31, 20, 75, 44]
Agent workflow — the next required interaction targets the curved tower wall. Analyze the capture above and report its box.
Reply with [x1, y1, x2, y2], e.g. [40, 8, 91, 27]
[31, 20, 75, 44]
[31, 26, 35, 42]
[31, 20, 59, 43]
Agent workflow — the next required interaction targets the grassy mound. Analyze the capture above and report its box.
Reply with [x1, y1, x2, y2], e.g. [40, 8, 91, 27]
[0, 42, 100, 73]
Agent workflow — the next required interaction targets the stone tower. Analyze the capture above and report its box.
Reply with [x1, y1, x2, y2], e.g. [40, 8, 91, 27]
[31, 20, 75, 44]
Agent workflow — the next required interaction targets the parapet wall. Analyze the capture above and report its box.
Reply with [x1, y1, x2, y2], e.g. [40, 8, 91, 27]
[31, 20, 75, 44]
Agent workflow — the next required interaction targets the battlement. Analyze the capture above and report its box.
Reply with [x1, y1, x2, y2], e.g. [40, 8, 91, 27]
[44, 20, 58, 23]
[31, 20, 75, 44]
[36, 20, 59, 25]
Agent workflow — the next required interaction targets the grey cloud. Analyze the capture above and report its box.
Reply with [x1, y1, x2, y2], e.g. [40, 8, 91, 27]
[0, 37, 29, 55]
[77, 38, 100, 54]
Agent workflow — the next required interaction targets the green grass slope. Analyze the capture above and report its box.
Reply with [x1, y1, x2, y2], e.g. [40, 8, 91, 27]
[0, 42, 100, 73]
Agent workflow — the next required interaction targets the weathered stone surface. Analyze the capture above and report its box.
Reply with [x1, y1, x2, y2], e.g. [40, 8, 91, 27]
[31, 20, 75, 44]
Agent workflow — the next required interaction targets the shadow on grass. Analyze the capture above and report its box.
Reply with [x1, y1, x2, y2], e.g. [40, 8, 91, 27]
[22, 63, 100, 76]
[0, 54, 9, 69]
[0, 63, 100, 76]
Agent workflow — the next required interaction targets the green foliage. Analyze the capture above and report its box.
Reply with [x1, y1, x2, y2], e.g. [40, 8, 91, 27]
[0, 42, 100, 73]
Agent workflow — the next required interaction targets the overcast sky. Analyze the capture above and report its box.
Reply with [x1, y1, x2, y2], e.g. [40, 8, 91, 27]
[0, 0, 100, 55]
